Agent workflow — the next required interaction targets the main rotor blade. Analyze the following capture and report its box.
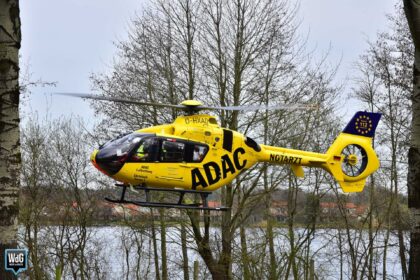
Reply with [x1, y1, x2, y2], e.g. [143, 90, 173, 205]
[55, 92, 318, 111]
[200, 103, 318, 111]
[55, 93, 185, 109]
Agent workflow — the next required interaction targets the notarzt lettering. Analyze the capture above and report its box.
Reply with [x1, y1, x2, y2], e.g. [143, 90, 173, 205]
[191, 147, 246, 189]
[269, 154, 302, 165]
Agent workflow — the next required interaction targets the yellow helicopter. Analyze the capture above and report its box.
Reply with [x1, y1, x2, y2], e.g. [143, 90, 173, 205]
[61, 94, 381, 211]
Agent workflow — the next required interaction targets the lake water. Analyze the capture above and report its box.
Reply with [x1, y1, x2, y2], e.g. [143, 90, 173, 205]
[21, 226, 404, 279]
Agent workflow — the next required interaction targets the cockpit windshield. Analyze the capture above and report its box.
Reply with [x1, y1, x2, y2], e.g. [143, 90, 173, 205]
[101, 133, 145, 156]
[95, 133, 153, 175]
[93, 132, 209, 176]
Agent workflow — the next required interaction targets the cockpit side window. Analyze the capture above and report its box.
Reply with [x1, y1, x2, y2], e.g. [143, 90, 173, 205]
[160, 140, 185, 162]
[192, 145, 208, 162]
[129, 137, 159, 162]
[184, 142, 208, 163]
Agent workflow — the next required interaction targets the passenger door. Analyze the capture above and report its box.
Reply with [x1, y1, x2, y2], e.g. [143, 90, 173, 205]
[153, 138, 186, 188]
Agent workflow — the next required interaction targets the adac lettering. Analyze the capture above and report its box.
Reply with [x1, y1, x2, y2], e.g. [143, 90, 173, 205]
[192, 147, 247, 189]
[270, 154, 302, 165]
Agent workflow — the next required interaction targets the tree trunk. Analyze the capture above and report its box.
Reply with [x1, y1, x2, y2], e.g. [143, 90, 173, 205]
[239, 186, 250, 280]
[368, 178, 375, 280]
[181, 221, 189, 280]
[159, 209, 168, 280]
[239, 224, 250, 280]
[0, 0, 21, 278]
[150, 210, 161, 280]
[264, 167, 277, 280]
[220, 185, 233, 280]
[403, 1, 420, 279]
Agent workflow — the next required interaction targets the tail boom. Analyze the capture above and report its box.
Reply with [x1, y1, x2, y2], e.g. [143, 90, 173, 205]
[258, 145, 328, 178]
[257, 111, 381, 193]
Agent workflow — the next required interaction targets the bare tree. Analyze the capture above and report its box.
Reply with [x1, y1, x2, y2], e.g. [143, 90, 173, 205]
[355, 4, 413, 278]
[403, 0, 420, 278]
[20, 116, 51, 280]
[0, 0, 21, 278]
[90, 0, 341, 278]
[18, 116, 109, 279]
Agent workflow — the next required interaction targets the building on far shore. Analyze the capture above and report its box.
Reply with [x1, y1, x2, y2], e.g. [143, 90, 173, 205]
[319, 202, 369, 222]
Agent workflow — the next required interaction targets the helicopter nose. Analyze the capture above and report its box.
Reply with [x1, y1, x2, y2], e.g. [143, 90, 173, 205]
[91, 148, 126, 176]
[91, 149, 109, 175]
[90, 149, 100, 168]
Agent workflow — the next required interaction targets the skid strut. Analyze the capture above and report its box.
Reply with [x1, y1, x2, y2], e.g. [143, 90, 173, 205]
[105, 184, 228, 211]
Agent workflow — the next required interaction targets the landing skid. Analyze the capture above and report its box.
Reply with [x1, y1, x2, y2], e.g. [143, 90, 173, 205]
[105, 184, 229, 211]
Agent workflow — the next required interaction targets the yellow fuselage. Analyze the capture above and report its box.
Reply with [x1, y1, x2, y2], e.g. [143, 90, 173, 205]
[91, 114, 380, 193]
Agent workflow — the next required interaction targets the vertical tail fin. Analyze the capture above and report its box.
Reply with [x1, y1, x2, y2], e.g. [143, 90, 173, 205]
[324, 111, 381, 192]
[342, 111, 382, 138]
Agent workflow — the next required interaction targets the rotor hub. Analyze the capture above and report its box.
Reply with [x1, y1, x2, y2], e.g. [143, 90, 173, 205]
[346, 154, 358, 166]
[180, 100, 203, 107]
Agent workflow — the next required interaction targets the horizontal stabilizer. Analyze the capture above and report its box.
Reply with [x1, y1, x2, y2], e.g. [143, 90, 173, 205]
[338, 179, 367, 193]
[291, 165, 304, 177]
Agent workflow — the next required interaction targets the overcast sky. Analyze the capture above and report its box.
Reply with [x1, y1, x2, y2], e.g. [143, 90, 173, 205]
[20, 0, 397, 126]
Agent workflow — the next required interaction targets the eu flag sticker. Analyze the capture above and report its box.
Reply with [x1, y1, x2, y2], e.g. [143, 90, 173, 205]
[355, 115, 373, 135]
[343, 111, 381, 138]
[5, 249, 28, 275]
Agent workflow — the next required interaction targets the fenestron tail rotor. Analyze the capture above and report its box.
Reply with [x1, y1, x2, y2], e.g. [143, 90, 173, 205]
[341, 144, 368, 177]
[55, 93, 318, 114]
